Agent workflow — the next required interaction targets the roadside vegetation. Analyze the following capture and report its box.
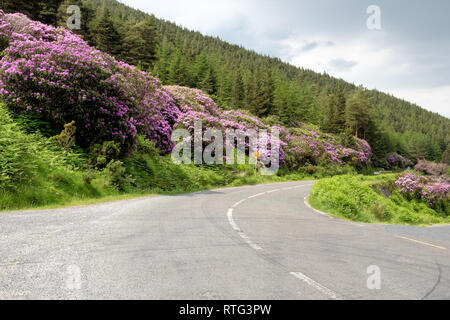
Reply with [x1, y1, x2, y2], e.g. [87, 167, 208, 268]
[309, 169, 449, 225]
[0, 103, 328, 211]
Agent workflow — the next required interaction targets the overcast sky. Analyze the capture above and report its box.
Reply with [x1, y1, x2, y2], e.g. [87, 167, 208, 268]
[121, 0, 450, 118]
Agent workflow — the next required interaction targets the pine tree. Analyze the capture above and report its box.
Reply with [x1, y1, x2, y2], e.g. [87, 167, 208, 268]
[192, 53, 217, 94]
[231, 65, 244, 108]
[122, 23, 147, 67]
[95, 8, 122, 57]
[251, 64, 274, 117]
[38, 1, 63, 26]
[168, 48, 188, 85]
[334, 86, 346, 131]
[137, 18, 159, 70]
[1, 0, 34, 17]
[297, 83, 314, 122]
[321, 86, 346, 134]
[154, 36, 172, 83]
[345, 87, 374, 140]
[322, 94, 338, 133]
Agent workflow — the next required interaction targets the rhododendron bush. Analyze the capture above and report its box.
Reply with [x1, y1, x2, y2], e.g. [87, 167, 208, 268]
[386, 152, 411, 169]
[414, 159, 449, 176]
[395, 173, 449, 210]
[283, 125, 372, 169]
[166, 85, 286, 164]
[0, 11, 179, 154]
[166, 85, 371, 168]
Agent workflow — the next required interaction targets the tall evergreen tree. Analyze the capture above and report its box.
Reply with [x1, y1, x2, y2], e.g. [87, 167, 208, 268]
[153, 36, 172, 83]
[321, 86, 346, 133]
[334, 86, 346, 131]
[136, 18, 159, 70]
[250, 64, 274, 117]
[168, 48, 188, 85]
[122, 22, 147, 67]
[38, 1, 63, 26]
[231, 65, 244, 108]
[95, 8, 122, 57]
[345, 87, 375, 140]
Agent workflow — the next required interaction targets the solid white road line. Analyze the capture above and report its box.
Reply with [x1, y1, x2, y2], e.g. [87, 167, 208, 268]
[248, 192, 266, 199]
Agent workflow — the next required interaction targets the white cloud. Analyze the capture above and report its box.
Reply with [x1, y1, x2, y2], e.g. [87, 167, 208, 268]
[389, 86, 450, 118]
[120, 0, 450, 119]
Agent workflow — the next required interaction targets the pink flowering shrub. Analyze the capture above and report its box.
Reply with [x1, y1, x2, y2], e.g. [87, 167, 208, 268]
[395, 173, 449, 209]
[167, 86, 371, 168]
[283, 125, 372, 169]
[167, 85, 285, 164]
[386, 153, 411, 169]
[414, 159, 449, 176]
[0, 11, 179, 154]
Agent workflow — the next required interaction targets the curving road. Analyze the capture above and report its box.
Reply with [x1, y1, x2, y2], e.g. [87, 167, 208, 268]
[1, 181, 450, 300]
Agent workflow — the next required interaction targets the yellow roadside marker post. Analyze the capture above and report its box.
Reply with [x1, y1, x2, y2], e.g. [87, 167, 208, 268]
[252, 151, 261, 177]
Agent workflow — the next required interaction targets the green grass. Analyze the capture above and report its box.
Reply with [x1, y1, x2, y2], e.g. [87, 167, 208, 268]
[309, 174, 450, 226]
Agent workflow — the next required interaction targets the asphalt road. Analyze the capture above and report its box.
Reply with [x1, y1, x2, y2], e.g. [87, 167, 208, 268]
[1, 181, 449, 300]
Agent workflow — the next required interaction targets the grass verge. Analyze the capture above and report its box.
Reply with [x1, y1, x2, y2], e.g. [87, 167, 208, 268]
[309, 174, 450, 226]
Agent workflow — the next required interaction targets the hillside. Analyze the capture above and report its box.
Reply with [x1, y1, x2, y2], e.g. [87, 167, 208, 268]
[89, 0, 449, 164]
[1, 0, 449, 166]
[0, 9, 369, 210]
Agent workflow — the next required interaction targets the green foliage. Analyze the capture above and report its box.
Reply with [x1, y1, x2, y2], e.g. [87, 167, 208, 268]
[345, 87, 375, 140]
[94, 8, 122, 57]
[0, 103, 114, 210]
[0, 105, 37, 189]
[54, 121, 76, 149]
[441, 147, 450, 165]
[122, 18, 158, 70]
[1, 0, 62, 26]
[321, 86, 346, 134]
[310, 174, 449, 225]
[13, 110, 59, 137]
[89, 140, 121, 169]
[106, 159, 134, 190]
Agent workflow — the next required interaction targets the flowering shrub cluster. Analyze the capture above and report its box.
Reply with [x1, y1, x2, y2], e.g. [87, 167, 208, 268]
[283, 125, 372, 169]
[414, 159, 449, 176]
[0, 11, 179, 154]
[166, 85, 285, 164]
[386, 152, 411, 169]
[395, 173, 449, 207]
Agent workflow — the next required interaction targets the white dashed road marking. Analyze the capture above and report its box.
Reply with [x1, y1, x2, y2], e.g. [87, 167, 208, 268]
[290, 272, 341, 300]
[226, 183, 340, 299]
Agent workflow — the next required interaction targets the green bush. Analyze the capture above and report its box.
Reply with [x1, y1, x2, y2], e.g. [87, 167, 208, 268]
[0, 103, 116, 210]
[309, 174, 448, 225]
[89, 141, 121, 169]
[54, 121, 76, 149]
